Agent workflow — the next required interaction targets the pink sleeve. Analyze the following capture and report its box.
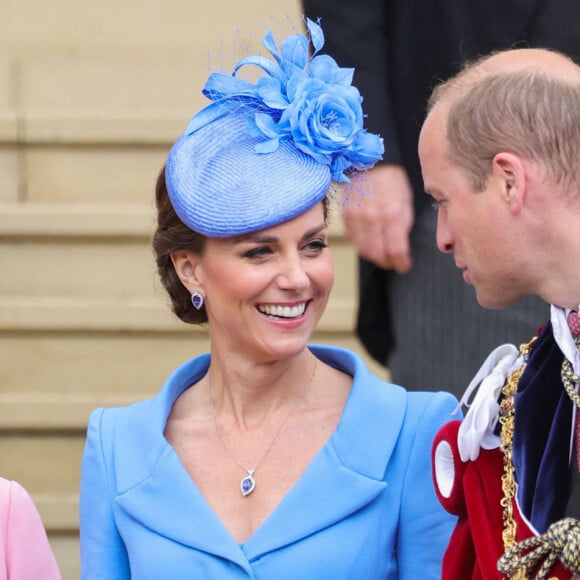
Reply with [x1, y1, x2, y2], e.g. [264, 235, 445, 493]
[0, 478, 61, 580]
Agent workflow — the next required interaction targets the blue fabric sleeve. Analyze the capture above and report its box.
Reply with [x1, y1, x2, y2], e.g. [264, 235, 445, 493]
[397, 391, 459, 578]
[80, 408, 131, 579]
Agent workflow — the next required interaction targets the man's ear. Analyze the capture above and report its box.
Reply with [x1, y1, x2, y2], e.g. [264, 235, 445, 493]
[170, 250, 202, 293]
[492, 152, 527, 213]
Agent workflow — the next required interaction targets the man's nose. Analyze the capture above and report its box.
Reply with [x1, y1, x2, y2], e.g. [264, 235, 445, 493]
[436, 211, 454, 253]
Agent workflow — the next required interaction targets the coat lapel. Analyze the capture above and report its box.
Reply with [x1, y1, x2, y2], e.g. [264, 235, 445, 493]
[114, 346, 407, 566]
[115, 445, 251, 570]
[245, 346, 408, 558]
[113, 352, 252, 569]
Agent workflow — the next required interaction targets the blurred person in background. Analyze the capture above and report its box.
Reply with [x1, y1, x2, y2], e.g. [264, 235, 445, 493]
[302, 0, 580, 395]
[0, 476, 61, 580]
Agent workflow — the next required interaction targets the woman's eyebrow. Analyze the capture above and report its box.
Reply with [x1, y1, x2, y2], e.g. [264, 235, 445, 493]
[233, 223, 326, 245]
[233, 233, 278, 245]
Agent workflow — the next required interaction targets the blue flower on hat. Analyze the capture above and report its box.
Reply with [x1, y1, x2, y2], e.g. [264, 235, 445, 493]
[199, 18, 384, 183]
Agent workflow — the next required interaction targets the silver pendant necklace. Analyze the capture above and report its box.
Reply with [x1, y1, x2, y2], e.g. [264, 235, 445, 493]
[207, 359, 317, 497]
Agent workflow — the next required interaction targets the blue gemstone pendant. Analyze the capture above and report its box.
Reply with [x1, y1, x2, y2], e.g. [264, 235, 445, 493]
[240, 470, 256, 497]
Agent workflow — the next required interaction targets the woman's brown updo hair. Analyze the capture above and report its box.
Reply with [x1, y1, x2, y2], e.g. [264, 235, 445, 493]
[152, 166, 208, 324]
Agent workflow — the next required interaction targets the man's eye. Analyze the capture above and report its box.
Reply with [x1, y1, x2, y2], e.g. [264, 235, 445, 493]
[431, 200, 442, 210]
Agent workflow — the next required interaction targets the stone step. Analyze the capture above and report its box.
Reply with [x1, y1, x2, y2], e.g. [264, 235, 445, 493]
[0, 332, 214, 429]
[0, 203, 358, 329]
[0, 200, 367, 433]
[0, 331, 380, 424]
[0, 3, 322, 577]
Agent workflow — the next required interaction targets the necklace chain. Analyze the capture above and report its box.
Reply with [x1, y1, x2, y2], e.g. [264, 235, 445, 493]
[207, 358, 317, 497]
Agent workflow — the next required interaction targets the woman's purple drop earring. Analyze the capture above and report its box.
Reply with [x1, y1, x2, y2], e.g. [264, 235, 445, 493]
[191, 291, 204, 310]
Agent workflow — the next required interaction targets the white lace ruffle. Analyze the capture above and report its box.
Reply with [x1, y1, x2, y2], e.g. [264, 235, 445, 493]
[456, 305, 577, 463]
[456, 343, 524, 462]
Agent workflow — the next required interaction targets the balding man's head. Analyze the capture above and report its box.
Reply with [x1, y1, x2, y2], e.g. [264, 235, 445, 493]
[424, 48, 580, 194]
[428, 48, 580, 112]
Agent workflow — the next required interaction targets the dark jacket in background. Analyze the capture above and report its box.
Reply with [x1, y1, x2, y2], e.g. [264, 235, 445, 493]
[302, 0, 580, 393]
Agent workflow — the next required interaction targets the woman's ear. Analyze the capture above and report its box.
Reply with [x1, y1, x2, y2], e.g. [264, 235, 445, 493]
[492, 152, 527, 213]
[170, 250, 201, 293]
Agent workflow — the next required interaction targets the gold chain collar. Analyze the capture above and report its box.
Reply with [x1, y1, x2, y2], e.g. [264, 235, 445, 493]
[497, 336, 580, 579]
[561, 335, 580, 408]
[498, 338, 536, 579]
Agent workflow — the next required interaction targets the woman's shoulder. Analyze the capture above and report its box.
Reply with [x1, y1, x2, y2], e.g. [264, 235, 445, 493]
[0, 477, 54, 548]
[310, 343, 458, 405]
[0, 477, 40, 515]
[88, 353, 212, 431]
[0, 477, 61, 579]
[0, 477, 27, 510]
[405, 388, 459, 409]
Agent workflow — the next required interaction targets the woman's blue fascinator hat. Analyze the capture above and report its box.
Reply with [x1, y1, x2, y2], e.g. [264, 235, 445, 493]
[165, 18, 384, 237]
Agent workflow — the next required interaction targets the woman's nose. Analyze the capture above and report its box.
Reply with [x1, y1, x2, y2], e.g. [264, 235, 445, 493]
[275, 256, 309, 291]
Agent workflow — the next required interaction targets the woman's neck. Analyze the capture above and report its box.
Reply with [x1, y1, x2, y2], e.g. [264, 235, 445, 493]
[206, 348, 316, 431]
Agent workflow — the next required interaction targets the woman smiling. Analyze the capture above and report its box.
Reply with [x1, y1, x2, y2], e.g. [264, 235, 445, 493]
[79, 18, 457, 579]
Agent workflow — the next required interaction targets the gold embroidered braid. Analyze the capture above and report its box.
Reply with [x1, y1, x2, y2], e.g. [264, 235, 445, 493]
[498, 337, 537, 580]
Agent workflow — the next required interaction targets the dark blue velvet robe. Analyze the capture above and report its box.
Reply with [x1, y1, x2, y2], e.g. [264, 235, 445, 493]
[513, 322, 574, 534]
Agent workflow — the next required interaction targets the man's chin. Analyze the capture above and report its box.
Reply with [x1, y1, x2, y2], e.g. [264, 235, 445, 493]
[475, 288, 522, 310]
